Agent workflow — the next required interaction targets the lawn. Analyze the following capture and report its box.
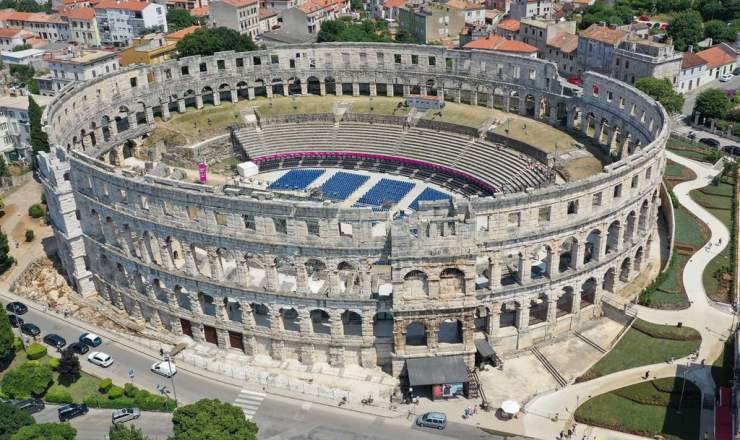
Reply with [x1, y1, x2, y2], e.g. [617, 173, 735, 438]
[666, 136, 719, 163]
[349, 96, 409, 116]
[673, 206, 709, 249]
[580, 319, 701, 380]
[575, 377, 700, 439]
[424, 101, 492, 127]
[640, 253, 691, 309]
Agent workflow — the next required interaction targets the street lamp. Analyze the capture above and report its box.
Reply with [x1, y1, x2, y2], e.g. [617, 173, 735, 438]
[166, 354, 178, 407]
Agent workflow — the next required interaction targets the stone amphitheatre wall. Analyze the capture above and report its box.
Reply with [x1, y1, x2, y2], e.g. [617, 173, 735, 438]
[37, 43, 669, 374]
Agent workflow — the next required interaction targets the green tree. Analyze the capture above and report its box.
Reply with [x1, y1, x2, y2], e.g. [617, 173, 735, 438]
[109, 424, 149, 440]
[0, 401, 35, 440]
[10, 423, 75, 440]
[634, 77, 685, 114]
[317, 19, 390, 42]
[701, 0, 724, 20]
[668, 10, 705, 51]
[28, 96, 48, 154]
[176, 27, 256, 58]
[0, 302, 16, 364]
[695, 88, 732, 119]
[11, 44, 31, 52]
[0, 228, 14, 274]
[704, 19, 735, 41]
[171, 399, 258, 440]
[394, 29, 418, 43]
[580, 0, 632, 29]
[1, 361, 53, 399]
[57, 349, 80, 385]
[167, 9, 198, 32]
[0, 156, 8, 177]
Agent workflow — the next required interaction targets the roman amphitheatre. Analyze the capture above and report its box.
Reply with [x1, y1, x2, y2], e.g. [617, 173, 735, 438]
[35, 43, 669, 408]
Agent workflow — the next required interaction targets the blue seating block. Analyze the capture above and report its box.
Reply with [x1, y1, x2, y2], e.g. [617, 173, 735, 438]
[409, 187, 451, 210]
[357, 178, 415, 207]
[268, 169, 325, 190]
[319, 172, 370, 201]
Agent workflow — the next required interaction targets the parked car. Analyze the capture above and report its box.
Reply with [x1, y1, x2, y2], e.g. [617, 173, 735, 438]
[700, 137, 721, 148]
[720, 73, 734, 82]
[13, 399, 44, 414]
[6, 302, 28, 315]
[734, 67, 740, 76]
[151, 360, 177, 377]
[8, 314, 23, 328]
[416, 412, 447, 430]
[67, 342, 89, 355]
[112, 407, 141, 424]
[58, 403, 88, 422]
[79, 332, 102, 347]
[43, 334, 67, 349]
[687, 131, 697, 140]
[20, 323, 40, 337]
[87, 351, 113, 368]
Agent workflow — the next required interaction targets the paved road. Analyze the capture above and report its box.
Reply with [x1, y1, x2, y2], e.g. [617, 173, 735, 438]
[681, 75, 740, 115]
[34, 406, 173, 440]
[7, 296, 501, 440]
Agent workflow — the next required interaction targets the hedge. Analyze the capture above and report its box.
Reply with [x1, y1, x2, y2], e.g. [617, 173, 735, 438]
[108, 385, 123, 399]
[26, 343, 47, 360]
[45, 385, 73, 404]
[98, 378, 113, 393]
[13, 336, 22, 351]
[27, 204, 44, 218]
[48, 357, 60, 370]
[84, 383, 176, 412]
[631, 319, 702, 341]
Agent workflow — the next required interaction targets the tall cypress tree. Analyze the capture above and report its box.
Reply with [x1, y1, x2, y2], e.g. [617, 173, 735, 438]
[0, 228, 14, 274]
[28, 96, 49, 154]
[0, 301, 15, 362]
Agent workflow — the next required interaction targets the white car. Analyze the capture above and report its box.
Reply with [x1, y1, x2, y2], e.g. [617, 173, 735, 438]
[88, 351, 114, 368]
[151, 361, 177, 378]
[720, 73, 734, 82]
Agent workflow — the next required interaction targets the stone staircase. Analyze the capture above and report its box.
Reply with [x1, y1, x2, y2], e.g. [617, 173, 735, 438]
[530, 346, 567, 388]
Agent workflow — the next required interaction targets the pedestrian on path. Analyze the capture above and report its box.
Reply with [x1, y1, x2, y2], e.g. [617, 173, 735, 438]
[644, 370, 650, 379]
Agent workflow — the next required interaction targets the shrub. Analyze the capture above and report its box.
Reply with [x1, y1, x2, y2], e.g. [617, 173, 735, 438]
[124, 382, 138, 398]
[24, 230, 33, 242]
[45, 385, 73, 404]
[13, 335, 22, 351]
[25, 343, 47, 360]
[27, 204, 43, 218]
[1, 360, 53, 398]
[108, 385, 124, 399]
[98, 378, 113, 393]
[47, 357, 60, 370]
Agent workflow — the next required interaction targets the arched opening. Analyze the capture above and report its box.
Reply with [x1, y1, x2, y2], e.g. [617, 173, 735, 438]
[251, 303, 270, 327]
[602, 267, 616, 292]
[558, 237, 578, 272]
[271, 78, 285, 96]
[509, 91, 520, 113]
[253, 79, 267, 98]
[619, 258, 631, 282]
[218, 83, 231, 102]
[288, 77, 301, 95]
[529, 294, 548, 325]
[624, 211, 636, 246]
[307, 76, 321, 95]
[439, 268, 465, 295]
[275, 256, 297, 293]
[474, 306, 488, 331]
[337, 261, 358, 295]
[372, 312, 393, 338]
[438, 319, 463, 344]
[634, 247, 644, 272]
[236, 81, 249, 100]
[325, 77, 336, 95]
[525, 94, 535, 117]
[530, 245, 552, 279]
[199, 293, 215, 316]
[493, 88, 505, 109]
[305, 259, 327, 294]
[342, 311, 362, 336]
[499, 302, 517, 327]
[584, 229, 602, 265]
[405, 321, 427, 346]
[281, 307, 300, 332]
[403, 270, 429, 296]
[638, 200, 650, 234]
[556, 287, 574, 317]
[175, 285, 190, 310]
[225, 299, 241, 322]
[310, 309, 331, 334]
[606, 221, 620, 254]
[581, 278, 597, 307]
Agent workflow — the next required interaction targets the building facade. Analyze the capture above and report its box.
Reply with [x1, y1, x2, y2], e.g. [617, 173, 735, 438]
[62, 7, 101, 47]
[0, 94, 52, 162]
[37, 49, 119, 96]
[208, 0, 259, 38]
[95, 0, 168, 45]
[610, 38, 682, 86]
[576, 23, 627, 75]
[398, 2, 466, 44]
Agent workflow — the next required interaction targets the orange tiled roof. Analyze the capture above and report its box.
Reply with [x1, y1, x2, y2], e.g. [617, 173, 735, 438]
[681, 51, 707, 69]
[446, 0, 483, 10]
[94, 0, 150, 11]
[259, 7, 277, 17]
[166, 24, 199, 40]
[296, 0, 342, 13]
[464, 34, 537, 53]
[579, 23, 627, 45]
[219, 0, 258, 7]
[496, 18, 520, 32]
[6, 11, 65, 23]
[62, 7, 96, 19]
[383, 0, 406, 8]
[190, 5, 208, 15]
[547, 31, 577, 53]
[0, 27, 27, 38]
[696, 43, 738, 69]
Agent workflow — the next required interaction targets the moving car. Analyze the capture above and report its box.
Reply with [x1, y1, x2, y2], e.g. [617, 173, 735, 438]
[112, 407, 141, 424]
[8, 314, 23, 328]
[88, 351, 114, 367]
[20, 323, 40, 337]
[700, 137, 721, 148]
[43, 334, 67, 349]
[58, 403, 88, 422]
[13, 399, 44, 414]
[151, 360, 177, 377]
[720, 73, 734, 82]
[6, 302, 27, 315]
[67, 342, 89, 355]
[416, 412, 447, 430]
[79, 332, 102, 347]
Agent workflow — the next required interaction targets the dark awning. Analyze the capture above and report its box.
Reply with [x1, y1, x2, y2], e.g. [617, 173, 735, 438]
[406, 356, 469, 386]
[474, 339, 495, 359]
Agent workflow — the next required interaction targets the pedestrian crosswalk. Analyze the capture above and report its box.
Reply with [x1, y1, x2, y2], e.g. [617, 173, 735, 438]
[234, 389, 266, 420]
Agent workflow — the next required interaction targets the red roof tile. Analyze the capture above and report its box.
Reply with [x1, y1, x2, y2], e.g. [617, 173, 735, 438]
[496, 18, 519, 32]
[547, 31, 577, 53]
[190, 5, 208, 15]
[579, 23, 627, 45]
[94, 0, 150, 11]
[681, 51, 706, 69]
[464, 34, 537, 53]
[383, 0, 406, 8]
[696, 43, 738, 69]
[166, 24, 199, 40]
[62, 7, 96, 19]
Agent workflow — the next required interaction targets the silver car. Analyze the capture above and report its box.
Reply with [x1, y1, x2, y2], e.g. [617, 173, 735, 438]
[416, 412, 447, 430]
[112, 407, 140, 424]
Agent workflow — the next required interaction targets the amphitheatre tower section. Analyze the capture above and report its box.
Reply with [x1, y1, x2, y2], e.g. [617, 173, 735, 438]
[37, 43, 670, 375]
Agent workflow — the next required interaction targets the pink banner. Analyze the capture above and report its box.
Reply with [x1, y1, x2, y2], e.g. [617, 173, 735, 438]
[198, 162, 207, 183]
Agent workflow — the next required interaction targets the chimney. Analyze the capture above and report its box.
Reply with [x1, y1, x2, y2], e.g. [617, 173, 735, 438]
[687, 44, 693, 53]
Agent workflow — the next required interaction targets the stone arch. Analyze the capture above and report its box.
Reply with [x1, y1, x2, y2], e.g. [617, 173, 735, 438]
[307, 76, 321, 95]
[438, 319, 463, 344]
[529, 294, 548, 325]
[198, 292, 216, 316]
[620, 257, 631, 282]
[251, 303, 270, 327]
[406, 321, 427, 346]
[236, 81, 249, 99]
[584, 229, 602, 265]
[499, 302, 517, 327]
[305, 259, 327, 293]
[243, 254, 265, 288]
[606, 220, 620, 254]
[325, 76, 336, 95]
[509, 90, 520, 113]
[274, 256, 296, 292]
[403, 270, 429, 296]
[539, 95, 550, 118]
[218, 83, 231, 102]
[287, 77, 301, 95]
[174, 285, 190, 310]
[253, 79, 267, 98]
[558, 237, 578, 272]
[530, 244, 552, 279]
[602, 267, 616, 292]
[585, 112, 596, 137]
[556, 101, 567, 125]
[310, 309, 331, 334]
[638, 199, 650, 234]
[191, 244, 211, 277]
[337, 261, 358, 294]
[581, 277, 597, 307]
[556, 286, 574, 317]
[342, 310, 362, 336]
[634, 246, 644, 271]
[280, 307, 300, 332]
[439, 268, 465, 295]
[493, 87, 505, 109]
[525, 94, 535, 117]
[201, 86, 214, 104]
[624, 211, 637, 246]
[373, 311, 393, 338]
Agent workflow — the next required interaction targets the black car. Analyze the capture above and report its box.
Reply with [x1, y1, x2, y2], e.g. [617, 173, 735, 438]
[58, 403, 88, 422]
[700, 137, 721, 148]
[724, 145, 740, 156]
[734, 67, 740, 76]
[8, 314, 23, 328]
[13, 399, 44, 415]
[43, 334, 67, 349]
[20, 323, 40, 337]
[5, 302, 28, 315]
[67, 342, 89, 355]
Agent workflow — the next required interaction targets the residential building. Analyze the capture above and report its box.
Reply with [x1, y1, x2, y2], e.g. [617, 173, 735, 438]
[208, 0, 259, 39]
[446, 0, 485, 25]
[677, 51, 707, 94]
[1, 11, 70, 42]
[486, 0, 509, 14]
[119, 26, 198, 65]
[463, 33, 537, 56]
[61, 7, 101, 46]
[576, 23, 627, 75]
[546, 30, 577, 75]
[281, 0, 348, 35]
[0, 94, 53, 163]
[380, 0, 407, 20]
[0, 28, 33, 50]
[190, 5, 209, 17]
[459, 23, 493, 47]
[36, 49, 118, 95]
[258, 8, 278, 33]
[610, 37, 682, 86]
[509, 0, 552, 20]
[398, 2, 466, 44]
[494, 17, 519, 39]
[517, 17, 575, 57]
[0, 48, 45, 66]
[696, 42, 739, 82]
[94, 0, 167, 45]
[154, 0, 209, 10]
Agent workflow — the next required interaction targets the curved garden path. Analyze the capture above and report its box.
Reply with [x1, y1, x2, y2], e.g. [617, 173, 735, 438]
[520, 151, 734, 440]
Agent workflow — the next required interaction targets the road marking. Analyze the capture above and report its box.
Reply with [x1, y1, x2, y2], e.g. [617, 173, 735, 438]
[234, 389, 266, 420]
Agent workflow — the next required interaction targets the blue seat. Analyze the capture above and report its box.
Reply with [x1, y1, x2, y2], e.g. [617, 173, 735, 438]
[409, 187, 451, 210]
[319, 172, 370, 201]
[268, 169, 325, 190]
[357, 178, 415, 207]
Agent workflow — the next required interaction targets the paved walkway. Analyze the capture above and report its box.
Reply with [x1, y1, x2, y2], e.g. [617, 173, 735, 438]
[519, 151, 734, 440]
